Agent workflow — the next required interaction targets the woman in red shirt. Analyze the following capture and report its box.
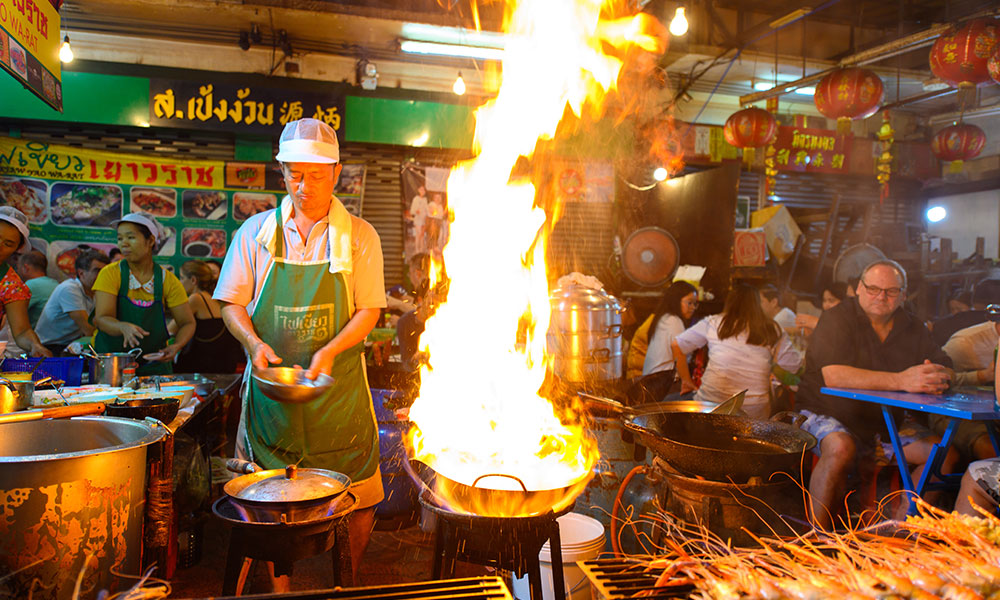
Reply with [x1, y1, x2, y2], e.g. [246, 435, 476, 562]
[0, 207, 51, 357]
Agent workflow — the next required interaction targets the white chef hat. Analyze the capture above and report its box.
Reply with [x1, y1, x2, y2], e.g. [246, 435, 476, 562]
[275, 118, 340, 164]
[0, 206, 31, 253]
[111, 212, 169, 252]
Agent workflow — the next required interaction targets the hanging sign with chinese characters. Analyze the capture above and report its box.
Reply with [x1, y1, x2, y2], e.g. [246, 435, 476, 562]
[769, 125, 851, 174]
[0, 0, 62, 111]
[148, 79, 345, 135]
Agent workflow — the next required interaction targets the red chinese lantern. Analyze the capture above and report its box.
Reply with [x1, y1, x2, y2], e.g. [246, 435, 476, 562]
[931, 122, 986, 173]
[813, 67, 884, 134]
[929, 18, 999, 106]
[723, 107, 776, 164]
[988, 46, 1000, 85]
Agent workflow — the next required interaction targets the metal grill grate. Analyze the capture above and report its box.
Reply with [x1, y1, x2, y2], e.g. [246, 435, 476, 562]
[579, 558, 692, 600]
[181, 575, 513, 600]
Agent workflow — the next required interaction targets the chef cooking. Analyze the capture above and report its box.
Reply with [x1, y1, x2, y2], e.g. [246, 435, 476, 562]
[214, 118, 387, 584]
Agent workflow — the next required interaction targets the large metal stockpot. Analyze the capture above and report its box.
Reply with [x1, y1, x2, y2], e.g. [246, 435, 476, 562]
[84, 348, 142, 386]
[548, 285, 623, 382]
[0, 416, 167, 600]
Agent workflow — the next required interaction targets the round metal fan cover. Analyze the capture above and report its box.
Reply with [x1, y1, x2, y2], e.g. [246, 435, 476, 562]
[622, 227, 680, 287]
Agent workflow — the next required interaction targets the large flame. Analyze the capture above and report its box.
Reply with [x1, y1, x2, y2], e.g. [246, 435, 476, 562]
[406, 0, 664, 517]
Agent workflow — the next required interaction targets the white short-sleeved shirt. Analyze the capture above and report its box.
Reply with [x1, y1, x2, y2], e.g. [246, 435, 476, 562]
[674, 314, 802, 409]
[214, 203, 387, 316]
[642, 314, 685, 375]
[35, 278, 94, 345]
[943, 321, 998, 371]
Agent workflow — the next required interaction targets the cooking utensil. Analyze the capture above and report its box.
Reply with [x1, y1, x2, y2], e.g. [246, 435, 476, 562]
[135, 373, 215, 397]
[0, 402, 107, 424]
[624, 411, 816, 482]
[0, 376, 31, 414]
[547, 285, 624, 382]
[223, 459, 352, 523]
[83, 347, 142, 386]
[105, 394, 181, 423]
[252, 367, 335, 404]
[404, 458, 590, 517]
[578, 390, 746, 417]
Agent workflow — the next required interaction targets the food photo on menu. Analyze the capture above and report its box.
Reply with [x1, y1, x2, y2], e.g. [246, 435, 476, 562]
[48, 241, 119, 280]
[181, 228, 227, 258]
[182, 190, 227, 220]
[8, 38, 26, 80]
[0, 177, 49, 223]
[50, 182, 123, 227]
[130, 187, 177, 218]
[233, 192, 277, 221]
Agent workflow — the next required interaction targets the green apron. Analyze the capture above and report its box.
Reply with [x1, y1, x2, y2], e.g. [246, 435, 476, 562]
[244, 210, 378, 480]
[94, 262, 172, 376]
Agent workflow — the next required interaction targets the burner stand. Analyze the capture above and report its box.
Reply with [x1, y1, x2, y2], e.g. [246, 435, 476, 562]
[212, 493, 356, 596]
[419, 494, 573, 600]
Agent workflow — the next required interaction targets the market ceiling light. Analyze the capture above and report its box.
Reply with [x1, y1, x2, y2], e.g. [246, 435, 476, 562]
[653, 167, 668, 181]
[453, 72, 466, 96]
[400, 23, 507, 49]
[754, 81, 774, 91]
[794, 86, 815, 95]
[59, 35, 73, 63]
[400, 40, 505, 61]
[669, 7, 688, 36]
[926, 205, 947, 222]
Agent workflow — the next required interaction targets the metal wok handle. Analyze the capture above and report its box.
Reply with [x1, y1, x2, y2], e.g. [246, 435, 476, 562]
[226, 458, 259, 474]
[771, 411, 807, 429]
[472, 473, 528, 492]
[127, 347, 144, 359]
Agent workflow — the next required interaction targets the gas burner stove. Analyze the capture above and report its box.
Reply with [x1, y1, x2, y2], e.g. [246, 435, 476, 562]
[182, 575, 514, 600]
[579, 558, 692, 600]
[419, 494, 573, 600]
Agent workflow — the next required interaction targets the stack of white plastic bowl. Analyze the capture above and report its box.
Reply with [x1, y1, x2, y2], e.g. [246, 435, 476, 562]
[511, 512, 606, 600]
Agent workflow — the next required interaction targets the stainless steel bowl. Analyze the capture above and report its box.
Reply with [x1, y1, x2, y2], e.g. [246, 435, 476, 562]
[252, 367, 335, 404]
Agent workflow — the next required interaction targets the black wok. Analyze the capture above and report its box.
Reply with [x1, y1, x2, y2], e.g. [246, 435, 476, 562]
[104, 397, 180, 423]
[624, 411, 816, 482]
[405, 458, 590, 517]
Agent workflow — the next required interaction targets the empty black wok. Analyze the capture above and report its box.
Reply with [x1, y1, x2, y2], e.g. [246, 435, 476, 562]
[624, 411, 816, 482]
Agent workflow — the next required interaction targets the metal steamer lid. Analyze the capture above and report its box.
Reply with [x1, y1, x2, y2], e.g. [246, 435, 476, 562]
[236, 465, 347, 503]
[550, 285, 621, 312]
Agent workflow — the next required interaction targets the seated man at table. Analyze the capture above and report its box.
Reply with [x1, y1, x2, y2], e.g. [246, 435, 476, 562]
[930, 278, 1000, 347]
[955, 458, 1000, 516]
[930, 310, 1000, 462]
[797, 259, 960, 529]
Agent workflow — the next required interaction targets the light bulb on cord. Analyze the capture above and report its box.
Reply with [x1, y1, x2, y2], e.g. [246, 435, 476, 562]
[453, 72, 466, 96]
[653, 167, 668, 181]
[669, 7, 688, 36]
[59, 35, 74, 63]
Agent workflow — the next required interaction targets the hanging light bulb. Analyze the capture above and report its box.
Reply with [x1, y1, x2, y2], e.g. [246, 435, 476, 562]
[59, 35, 74, 63]
[453, 72, 466, 96]
[653, 167, 668, 181]
[669, 7, 688, 36]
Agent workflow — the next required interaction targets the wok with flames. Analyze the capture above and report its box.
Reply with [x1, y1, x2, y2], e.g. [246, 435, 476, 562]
[405, 456, 592, 518]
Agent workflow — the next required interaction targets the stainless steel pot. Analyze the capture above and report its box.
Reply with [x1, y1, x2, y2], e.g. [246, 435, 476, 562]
[0, 377, 31, 414]
[548, 285, 623, 382]
[83, 348, 142, 386]
[0, 416, 167, 600]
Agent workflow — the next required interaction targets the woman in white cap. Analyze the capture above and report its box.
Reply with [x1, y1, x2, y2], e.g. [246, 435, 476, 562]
[92, 211, 195, 375]
[0, 206, 52, 357]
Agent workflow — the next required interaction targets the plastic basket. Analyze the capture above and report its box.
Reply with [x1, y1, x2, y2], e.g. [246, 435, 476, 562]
[0, 357, 85, 386]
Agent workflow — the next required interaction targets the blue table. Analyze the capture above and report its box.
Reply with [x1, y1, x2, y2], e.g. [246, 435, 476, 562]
[821, 387, 1000, 514]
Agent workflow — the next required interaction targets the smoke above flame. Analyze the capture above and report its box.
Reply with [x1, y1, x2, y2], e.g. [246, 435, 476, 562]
[406, 0, 668, 517]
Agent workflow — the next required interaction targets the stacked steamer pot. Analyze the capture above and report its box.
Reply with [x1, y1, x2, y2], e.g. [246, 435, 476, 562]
[548, 284, 623, 384]
[548, 284, 631, 551]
